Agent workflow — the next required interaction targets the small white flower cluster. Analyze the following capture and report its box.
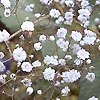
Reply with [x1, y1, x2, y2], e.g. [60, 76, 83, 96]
[40, 0, 53, 5]
[32, 60, 41, 68]
[26, 87, 33, 95]
[13, 47, 27, 62]
[61, 69, 81, 83]
[49, 9, 61, 18]
[21, 78, 32, 87]
[64, 11, 74, 25]
[0, 29, 10, 42]
[82, 29, 97, 45]
[65, 0, 74, 7]
[25, 4, 34, 12]
[44, 55, 58, 65]
[86, 72, 95, 82]
[21, 62, 33, 72]
[61, 86, 70, 96]
[34, 42, 42, 51]
[78, 8, 91, 27]
[0, 61, 6, 72]
[88, 96, 98, 100]
[43, 67, 55, 81]
[0, 74, 7, 83]
[1, 0, 11, 17]
[56, 39, 69, 51]
[71, 31, 82, 42]
[21, 21, 34, 31]
[57, 28, 67, 39]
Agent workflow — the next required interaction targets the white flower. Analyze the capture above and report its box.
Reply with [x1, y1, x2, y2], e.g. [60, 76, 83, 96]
[83, 29, 97, 45]
[21, 78, 32, 87]
[65, 55, 72, 60]
[0, 52, 5, 59]
[21, 62, 33, 72]
[34, 42, 42, 51]
[86, 72, 95, 82]
[81, 0, 89, 8]
[40, 0, 53, 5]
[59, 59, 66, 66]
[26, 87, 33, 95]
[61, 86, 70, 96]
[74, 58, 83, 66]
[49, 35, 55, 41]
[43, 67, 55, 81]
[37, 90, 42, 95]
[71, 31, 82, 42]
[4, 8, 11, 17]
[56, 39, 69, 51]
[44, 55, 58, 65]
[35, 13, 41, 18]
[86, 59, 91, 64]
[88, 96, 98, 100]
[1, 0, 11, 8]
[10, 73, 16, 80]
[57, 28, 67, 39]
[55, 16, 64, 24]
[76, 49, 90, 60]
[61, 69, 81, 83]
[13, 47, 27, 62]
[0, 29, 10, 42]
[0, 61, 6, 72]
[21, 21, 34, 31]
[32, 60, 41, 68]
[78, 9, 91, 26]
[71, 44, 81, 54]
[65, 0, 74, 7]
[0, 74, 7, 83]
[25, 5, 34, 12]
[39, 34, 46, 42]
[49, 9, 61, 18]
[64, 11, 74, 25]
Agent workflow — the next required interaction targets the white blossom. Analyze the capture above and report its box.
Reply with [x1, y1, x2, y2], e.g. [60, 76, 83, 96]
[64, 11, 74, 25]
[76, 49, 90, 60]
[0, 52, 5, 59]
[40, 0, 53, 5]
[61, 86, 70, 96]
[0, 74, 7, 83]
[4, 8, 11, 17]
[21, 62, 33, 72]
[88, 96, 98, 100]
[21, 78, 32, 87]
[57, 28, 67, 39]
[13, 47, 27, 62]
[34, 42, 42, 51]
[32, 60, 41, 68]
[49, 9, 61, 18]
[59, 59, 66, 66]
[39, 34, 46, 42]
[0, 29, 10, 42]
[44, 55, 58, 65]
[86, 72, 95, 82]
[56, 39, 69, 51]
[21, 21, 34, 31]
[61, 69, 81, 83]
[43, 67, 55, 81]
[55, 16, 64, 24]
[26, 87, 33, 95]
[37, 90, 42, 95]
[0, 61, 6, 72]
[49, 35, 55, 41]
[1, 0, 11, 8]
[65, 0, 74, 7]
[74, 58, 83, 66]
[71, 31, 82, 42]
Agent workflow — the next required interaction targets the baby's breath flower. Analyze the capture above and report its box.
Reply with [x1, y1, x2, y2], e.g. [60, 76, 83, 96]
[26, 87, 33, 95]
[88, 96, 98, 100]
[61, 86, 70, 96]
[32, 60, 41, 68]
[43, 67, 55, 81]
[13, 47, 27, 62]
[86, 72, 95, 82]
[21, 21, 34, 31]
[0, 61, 6, 72]
[34, 42, 42, 51]
[21, 62, 33, 72]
